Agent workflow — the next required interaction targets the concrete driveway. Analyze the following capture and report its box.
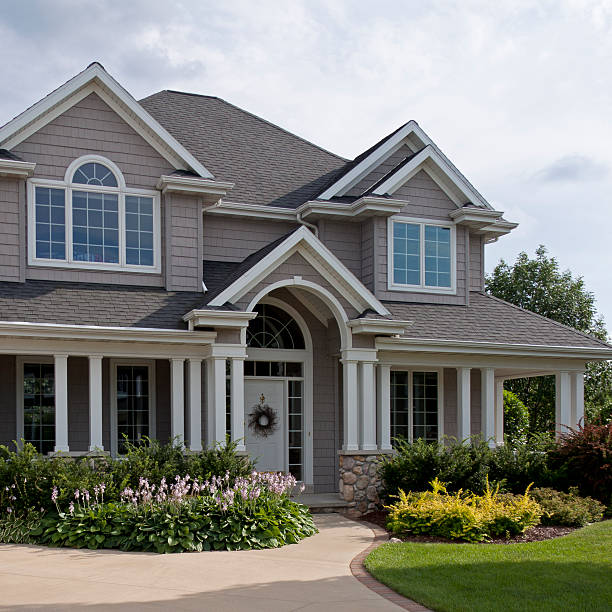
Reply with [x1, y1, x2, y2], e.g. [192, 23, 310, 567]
[0, 514, 400, 611]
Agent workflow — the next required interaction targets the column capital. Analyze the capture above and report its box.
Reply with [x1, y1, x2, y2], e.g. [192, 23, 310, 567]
[187, 357, 203, 365]
[169, 357, 185, 364]
[88, 354, 103, 361]
[53, 352, 69, 359]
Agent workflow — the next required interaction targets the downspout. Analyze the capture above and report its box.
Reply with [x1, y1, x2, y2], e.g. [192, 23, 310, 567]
[296, 210, 319, 237]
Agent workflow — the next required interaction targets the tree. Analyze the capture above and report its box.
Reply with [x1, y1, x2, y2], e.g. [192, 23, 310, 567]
[503, 390, 529, 445]
[486, 245, 612, 432]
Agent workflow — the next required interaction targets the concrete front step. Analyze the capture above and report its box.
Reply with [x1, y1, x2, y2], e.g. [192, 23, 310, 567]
[293, 492, 348, 513]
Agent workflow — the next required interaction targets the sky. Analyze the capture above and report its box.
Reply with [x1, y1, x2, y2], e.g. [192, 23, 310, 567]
[1, 0, 611, 329]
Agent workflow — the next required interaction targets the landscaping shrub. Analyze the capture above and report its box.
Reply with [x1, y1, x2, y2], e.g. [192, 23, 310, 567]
[548, 421, 612, 507]
[529, 487, 605, 527]
[35, 472, 315, 552]
[386, 478, 541, 542]
[503, 390, 529, 445]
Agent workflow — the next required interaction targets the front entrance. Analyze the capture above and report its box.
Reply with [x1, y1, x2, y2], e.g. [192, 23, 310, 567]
[244, 379, 286, 472]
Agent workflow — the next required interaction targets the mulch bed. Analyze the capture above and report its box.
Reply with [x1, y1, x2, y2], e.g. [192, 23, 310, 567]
[360, 510, 576, 544]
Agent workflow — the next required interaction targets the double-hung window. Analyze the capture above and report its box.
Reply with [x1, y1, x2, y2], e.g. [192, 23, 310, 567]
[390, 218, 455, 291]
[28, 156, 160, 272]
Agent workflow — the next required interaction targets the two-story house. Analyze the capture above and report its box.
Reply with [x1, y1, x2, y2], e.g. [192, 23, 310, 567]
[1, 63, 610, 513]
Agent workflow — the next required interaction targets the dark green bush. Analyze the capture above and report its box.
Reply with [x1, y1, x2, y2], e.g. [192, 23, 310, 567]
[503, 390, 529, 445]
[529, 487, 605, 526]
[0, 512, 43, 544]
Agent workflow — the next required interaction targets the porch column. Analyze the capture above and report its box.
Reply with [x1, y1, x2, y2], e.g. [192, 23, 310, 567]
[230, 357, 245, 452]
[54, 353, 69, 453]
[481, 367, 495, 447]
[187, 358, 202, 452]
[206, 357, 227, 447]
[555, 371, 572, 437]
[377, 364, 392, 451]
[341, 354, 359, 451]
[170, 358, 185, 445]
[88, 355, 103, 452]
[495, 378, 505, 445]
[456, 367, 471, 441]
[571, 371, 585, 428]
[359, 360, 377, 451]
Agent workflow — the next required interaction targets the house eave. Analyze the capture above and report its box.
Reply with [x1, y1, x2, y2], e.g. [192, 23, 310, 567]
[296, 196, 406, 221]
[348, 318, 413, 335]
[376, 336, 612, 359]
[0, 159, 36, 178]
[157, 175, 235, 205]
[182, 309, 257, 330]
[205, 201, 297, 222]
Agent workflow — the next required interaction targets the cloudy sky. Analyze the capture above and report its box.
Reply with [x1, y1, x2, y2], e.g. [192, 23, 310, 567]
[1, 0, 611, 328]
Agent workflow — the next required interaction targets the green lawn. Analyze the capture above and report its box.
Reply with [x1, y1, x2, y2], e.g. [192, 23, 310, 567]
[365, 520, 612, 612]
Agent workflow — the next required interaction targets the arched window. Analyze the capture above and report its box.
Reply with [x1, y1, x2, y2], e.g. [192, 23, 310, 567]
[28, 155, 159, 271]
[247, 304, 305, 349]
[72, 161, 118, 187]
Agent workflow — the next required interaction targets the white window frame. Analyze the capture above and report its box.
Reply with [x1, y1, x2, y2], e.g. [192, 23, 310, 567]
[110, 359, 156, 457]
[27, 155, 162, 274]
[16, 356, 55, 451]
[387, 216, 456, 294]
[389, 367, 444, 443]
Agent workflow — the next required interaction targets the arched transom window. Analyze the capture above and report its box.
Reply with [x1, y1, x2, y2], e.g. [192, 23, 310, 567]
[28, 155, 160, 272]
[247, 304, 305, 349]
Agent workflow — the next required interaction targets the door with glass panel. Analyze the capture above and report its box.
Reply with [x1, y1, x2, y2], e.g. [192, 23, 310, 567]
[115, 364, 151, 454]
[22, 363, 55, 454]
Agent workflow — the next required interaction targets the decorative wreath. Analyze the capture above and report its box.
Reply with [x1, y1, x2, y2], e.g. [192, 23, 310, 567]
[248, 394, 279, 437]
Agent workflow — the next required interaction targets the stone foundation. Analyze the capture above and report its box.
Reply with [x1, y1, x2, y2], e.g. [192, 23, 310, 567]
[338, 452, 386, 518]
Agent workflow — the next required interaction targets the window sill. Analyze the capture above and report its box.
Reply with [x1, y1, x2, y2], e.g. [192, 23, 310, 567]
[386, 284, 456, 295]
[28, 259, 161, 275]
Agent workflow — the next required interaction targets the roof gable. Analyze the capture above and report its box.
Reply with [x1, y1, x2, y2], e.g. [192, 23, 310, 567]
[207, 226, 389, 316]
[318, 121, 492, 209]
[0, 63, 212, 178]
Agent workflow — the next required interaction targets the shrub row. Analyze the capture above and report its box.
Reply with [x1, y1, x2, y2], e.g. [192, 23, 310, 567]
[380, 422, 612, 509]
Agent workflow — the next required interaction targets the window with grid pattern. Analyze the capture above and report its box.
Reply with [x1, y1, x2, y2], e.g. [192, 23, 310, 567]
[23, 363, 55, 455]
[116, 365, 150, 454]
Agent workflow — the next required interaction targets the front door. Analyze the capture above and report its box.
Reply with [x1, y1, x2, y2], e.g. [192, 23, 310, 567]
[244, 379, 286, 472]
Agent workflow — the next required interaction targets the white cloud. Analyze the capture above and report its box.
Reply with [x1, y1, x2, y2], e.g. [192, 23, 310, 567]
[1, 0, 611, 328]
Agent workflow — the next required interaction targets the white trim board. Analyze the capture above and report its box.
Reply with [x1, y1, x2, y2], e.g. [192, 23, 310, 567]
[207, 226, 389, 316]
[318, 120, 492, 209]
[0, 63, 212, 178]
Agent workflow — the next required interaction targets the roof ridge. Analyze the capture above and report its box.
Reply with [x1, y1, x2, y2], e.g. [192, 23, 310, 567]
[141, 90, 348, 163]
[480, 291, 612, 349]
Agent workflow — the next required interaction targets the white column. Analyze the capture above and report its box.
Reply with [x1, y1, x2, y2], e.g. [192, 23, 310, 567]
[456, 367, 471, 441]
[341, 356, 359, 451]
[556, 371, 572, 436]
[377, 364, 391, 451]
[359, 360, 377, 451]
[571, 371, 585, 428]
[481, 368, 495, 447]
[495, 378, 505, 445]
[88, 355, 103, 452]
[206, 357, 227, 447]
[187, 358, 202, 452]
[54, 353, 69, 453]
[231, 357, 245, 451]
[170, 358, 185, 445]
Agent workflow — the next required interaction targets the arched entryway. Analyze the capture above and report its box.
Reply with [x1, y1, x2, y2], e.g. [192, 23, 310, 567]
[243, 297, 314, 485]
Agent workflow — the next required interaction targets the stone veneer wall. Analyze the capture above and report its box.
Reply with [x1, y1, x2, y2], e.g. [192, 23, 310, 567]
[338, 453, 387, 518]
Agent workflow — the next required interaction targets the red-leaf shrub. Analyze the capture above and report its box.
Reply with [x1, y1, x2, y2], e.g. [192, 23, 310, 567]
[550, 422, 612, 507]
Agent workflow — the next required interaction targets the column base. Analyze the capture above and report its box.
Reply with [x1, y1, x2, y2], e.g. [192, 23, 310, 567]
[338, 452, 388, 519]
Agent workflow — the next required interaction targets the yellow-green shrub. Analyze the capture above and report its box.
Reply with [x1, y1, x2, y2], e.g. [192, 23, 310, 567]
[386, 478, 542, 542]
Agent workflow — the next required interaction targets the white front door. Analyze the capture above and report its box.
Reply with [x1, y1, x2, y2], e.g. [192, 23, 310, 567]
[244, 379, 286, 472]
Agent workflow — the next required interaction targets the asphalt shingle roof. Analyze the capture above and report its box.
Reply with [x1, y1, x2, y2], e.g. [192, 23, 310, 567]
[139, 91, 347, 208]
[0, 281, 207, 329]
[379, 292, 611, 350]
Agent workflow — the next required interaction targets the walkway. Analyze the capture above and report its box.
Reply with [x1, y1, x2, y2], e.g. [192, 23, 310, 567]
[0, 514, 401, 611]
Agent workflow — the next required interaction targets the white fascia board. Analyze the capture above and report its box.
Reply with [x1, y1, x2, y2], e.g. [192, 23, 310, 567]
[348, 318, 413, 335]
[375, 336, 612, 359]
[205, 201, 297, 221]
[0, 159, 36, 178]
[318, 120, 423, 199]
[183, 310, 257, 329]
[157, 175, 234, 205]
[0, 321, 217, 344]
[449, 208, 504, 224]
[0, 63, 213, 179]
[372, 146, 490, 209]
[296, 197, 405, 221]
[208, 225, 389, 316]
